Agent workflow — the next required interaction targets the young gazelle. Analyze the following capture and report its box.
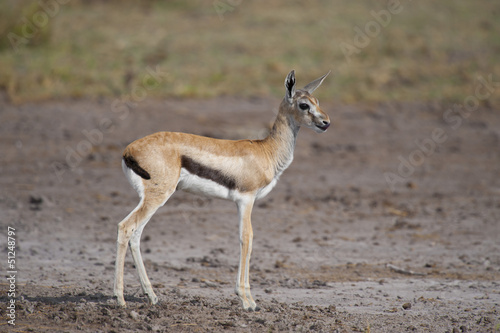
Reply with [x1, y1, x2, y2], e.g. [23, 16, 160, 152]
[114, 70, 331, 311]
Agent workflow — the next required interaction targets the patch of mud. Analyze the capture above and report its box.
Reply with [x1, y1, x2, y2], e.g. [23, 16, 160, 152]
[1, 98, 499, 332]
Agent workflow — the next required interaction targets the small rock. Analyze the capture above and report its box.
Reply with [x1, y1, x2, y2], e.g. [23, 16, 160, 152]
[29, 195, 43, 211]
[406, 181, 417, 189]
[151, 325, 162, 332]
[254, 318, 266, 325]
[202, 280, 218, 288]
[129, 310, 140, 320]
[402, 302, 412, 310]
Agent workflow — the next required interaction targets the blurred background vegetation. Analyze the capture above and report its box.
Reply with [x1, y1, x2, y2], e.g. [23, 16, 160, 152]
[0, 0, 499, 106]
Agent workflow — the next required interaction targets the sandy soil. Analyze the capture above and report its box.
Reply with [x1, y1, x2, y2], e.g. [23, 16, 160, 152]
[1, 95, 499, 332]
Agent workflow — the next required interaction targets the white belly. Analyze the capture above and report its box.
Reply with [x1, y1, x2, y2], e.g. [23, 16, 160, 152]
[177, 168, 280, 202]
[177, 168, 235, 200]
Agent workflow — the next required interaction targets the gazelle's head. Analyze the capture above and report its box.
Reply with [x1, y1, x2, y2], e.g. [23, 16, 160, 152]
[284, 70, 331, 133]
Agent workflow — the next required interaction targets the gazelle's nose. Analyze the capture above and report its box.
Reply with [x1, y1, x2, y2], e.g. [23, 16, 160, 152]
[318, 120, 330, 131]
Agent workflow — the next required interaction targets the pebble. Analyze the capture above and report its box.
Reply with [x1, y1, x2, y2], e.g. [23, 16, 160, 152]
[129, 310, 140, 320]
[202, 280, 218, 288]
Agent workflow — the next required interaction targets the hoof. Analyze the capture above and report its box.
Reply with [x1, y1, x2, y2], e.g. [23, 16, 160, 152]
[148, 295, 158, 305]
[116, 299, 127, 308]
[114, 294, 127, 307]
[244, 305, 260, 312]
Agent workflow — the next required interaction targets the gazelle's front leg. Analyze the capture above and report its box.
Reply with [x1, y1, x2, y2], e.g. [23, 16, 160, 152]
[235, 196, 259, 311]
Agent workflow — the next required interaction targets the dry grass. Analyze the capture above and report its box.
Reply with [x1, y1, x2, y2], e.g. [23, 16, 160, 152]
[0, 0, 499, 106]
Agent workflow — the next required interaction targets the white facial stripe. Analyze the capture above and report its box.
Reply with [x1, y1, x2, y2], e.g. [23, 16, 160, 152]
[308, 98, 324, 117]
[298, 97, 320, 109]
[300, 99, 321, 117]
[298, 99, 312, 110]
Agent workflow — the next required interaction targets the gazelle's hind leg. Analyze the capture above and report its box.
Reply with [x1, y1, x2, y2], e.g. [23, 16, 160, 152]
[128, 215, 157, 304]
[114, 159, 178, 307]
[114, 195, 163, 306]
[128, 190, 174, 305]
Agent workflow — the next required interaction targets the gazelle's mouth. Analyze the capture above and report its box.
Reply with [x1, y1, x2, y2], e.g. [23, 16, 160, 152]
[316, 123, 330, 132]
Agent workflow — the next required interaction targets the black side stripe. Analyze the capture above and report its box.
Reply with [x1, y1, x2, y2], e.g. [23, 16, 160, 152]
[181, 155, 237, 190]
[123, 154, 151, 180]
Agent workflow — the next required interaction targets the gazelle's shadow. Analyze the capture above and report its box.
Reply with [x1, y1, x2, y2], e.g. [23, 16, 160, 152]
[17, 293, 146, 307]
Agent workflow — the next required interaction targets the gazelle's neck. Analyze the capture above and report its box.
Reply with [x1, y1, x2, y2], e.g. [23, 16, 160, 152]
[262, 100, 300, 176]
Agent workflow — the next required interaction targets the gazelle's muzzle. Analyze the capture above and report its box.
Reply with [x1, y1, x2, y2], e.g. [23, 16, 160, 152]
[317, 120, 330, 131]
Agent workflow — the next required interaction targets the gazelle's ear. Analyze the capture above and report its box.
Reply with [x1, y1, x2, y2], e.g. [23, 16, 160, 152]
[284, 70, 296, 104]
[303, 70, 331, 94]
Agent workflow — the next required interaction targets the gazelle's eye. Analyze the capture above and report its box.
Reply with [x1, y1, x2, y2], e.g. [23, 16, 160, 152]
[299, 103, 309, 111]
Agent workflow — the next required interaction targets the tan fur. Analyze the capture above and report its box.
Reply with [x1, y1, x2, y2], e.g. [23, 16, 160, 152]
[114, 70, 330, 311]
[124, 132, 275, 192]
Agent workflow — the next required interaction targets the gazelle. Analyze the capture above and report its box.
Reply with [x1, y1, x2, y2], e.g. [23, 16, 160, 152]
[114, 70, 331, 311]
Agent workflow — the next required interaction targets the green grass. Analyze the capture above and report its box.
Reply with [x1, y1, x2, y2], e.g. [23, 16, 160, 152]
[0, 0, 499, 106]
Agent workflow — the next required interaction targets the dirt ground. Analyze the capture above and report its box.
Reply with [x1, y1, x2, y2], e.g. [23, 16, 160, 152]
[1, 95, 499, 332]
